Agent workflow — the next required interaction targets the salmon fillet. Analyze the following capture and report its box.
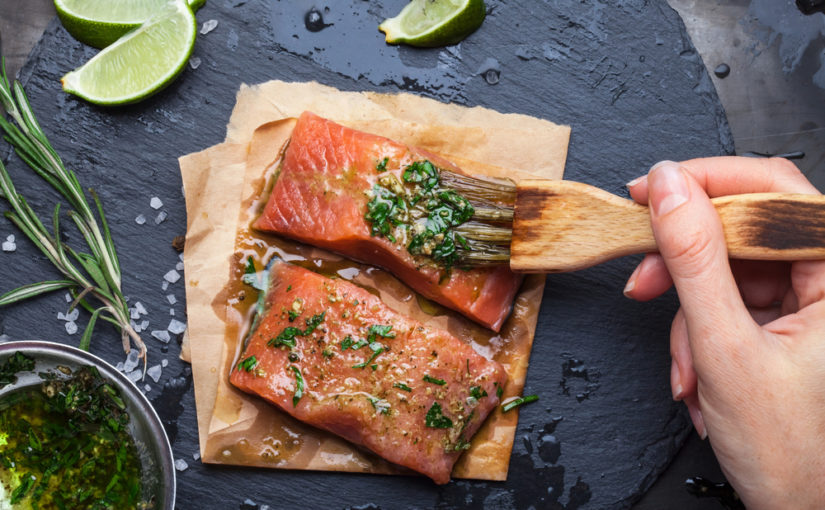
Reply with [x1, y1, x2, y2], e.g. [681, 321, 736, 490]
[229, 258, 506, 484]
[253, 111, 523, 331]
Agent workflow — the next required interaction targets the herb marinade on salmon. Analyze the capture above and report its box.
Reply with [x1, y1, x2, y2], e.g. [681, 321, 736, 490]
[229, 258, 507, 484]
[254, 112, 523, 331]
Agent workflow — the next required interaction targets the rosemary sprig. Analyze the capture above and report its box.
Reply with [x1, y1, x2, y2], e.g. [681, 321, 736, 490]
[0, 58, 146, 365]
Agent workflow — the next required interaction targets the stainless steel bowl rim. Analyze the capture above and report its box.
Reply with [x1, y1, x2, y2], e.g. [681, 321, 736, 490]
[0, 340, 176, 509]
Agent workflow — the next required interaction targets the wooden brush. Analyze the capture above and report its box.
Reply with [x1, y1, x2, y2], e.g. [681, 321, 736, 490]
[444, 172, 825, 273]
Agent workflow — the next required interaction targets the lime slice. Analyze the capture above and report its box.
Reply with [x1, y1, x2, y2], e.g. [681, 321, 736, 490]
[61, 0, 196, 106]
[55, 0, 204, 49]
[379, 0, 486, 48]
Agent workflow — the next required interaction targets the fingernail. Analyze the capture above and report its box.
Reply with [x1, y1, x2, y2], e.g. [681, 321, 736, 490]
[648, 161, 689, 217]
[689, 406, 708, 440]
[671, 360, 683, 401]
[626, 175, 645, 188]
[622, 265, 641, 298]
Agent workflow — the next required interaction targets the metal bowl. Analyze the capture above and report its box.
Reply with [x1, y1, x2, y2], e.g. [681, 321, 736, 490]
[0, 341, 176, 509]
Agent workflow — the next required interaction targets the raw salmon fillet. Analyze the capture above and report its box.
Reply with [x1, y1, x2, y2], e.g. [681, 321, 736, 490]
[253, 111, 523, 331]
[229, 259, 506, 484]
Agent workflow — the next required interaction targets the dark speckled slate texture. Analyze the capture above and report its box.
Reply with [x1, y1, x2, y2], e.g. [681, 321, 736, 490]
[0, 0, 732, 508]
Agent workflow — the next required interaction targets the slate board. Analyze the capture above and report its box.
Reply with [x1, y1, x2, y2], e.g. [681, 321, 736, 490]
[0, 0, 733, 508]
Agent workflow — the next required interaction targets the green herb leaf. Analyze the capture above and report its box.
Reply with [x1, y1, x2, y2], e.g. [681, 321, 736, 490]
[423, 374, 446, 386]
[303, 311, 326, 335]
[367, 324, 395, 340]
[268, 327, 303, 348]
[0, 279, 76, 306]
[352, 342, 385, 369]
[470, 386, 487, 399]
[501, 394, 539, 412]
[244, 256, 256, 275]
[376, 157, 389, 173]
[425, 402, 453, 428]
[289, 365, 304, 406]
[393, 382, 412, 392]
[341, 335, 355, 350]
[288, 310, 300, 322]
[495, 382, 504, 399]
[0, 351, 35, 389]
[237, 355, 258, 372]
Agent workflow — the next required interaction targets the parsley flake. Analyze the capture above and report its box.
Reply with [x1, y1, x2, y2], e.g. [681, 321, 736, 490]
[425, 402, 453, 429]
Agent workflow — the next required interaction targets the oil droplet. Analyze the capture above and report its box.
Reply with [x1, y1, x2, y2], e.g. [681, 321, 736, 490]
[484, 69, 500, 85]
[304, 8, 329, 32]
[714, 63, 731, 79]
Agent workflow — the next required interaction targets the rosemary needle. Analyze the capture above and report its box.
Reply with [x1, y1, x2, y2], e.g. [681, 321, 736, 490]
[0, 58, 146, 368]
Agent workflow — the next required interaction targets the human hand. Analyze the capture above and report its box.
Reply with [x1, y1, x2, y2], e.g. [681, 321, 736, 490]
[623, 157, 825, 509]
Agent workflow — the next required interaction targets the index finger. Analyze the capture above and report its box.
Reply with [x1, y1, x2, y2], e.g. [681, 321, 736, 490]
[628, 157, 819, 204]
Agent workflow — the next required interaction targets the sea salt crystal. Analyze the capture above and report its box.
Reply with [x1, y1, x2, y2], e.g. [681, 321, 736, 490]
[200, 19, 218, 35]
[64, 292, 72, 303]
[151, 330, 171, 343]
[135, 214, 146, 225]
[147, 364, 162, 383]
[132, 321, 142, 333]
[116, 362, 124, 372]
[135, 301, 148, 315]
[192, 452, 200, 461]
[130, 308, 141, 320]
[167, 294, 177, 305]
[2, 234, 16, 252]
[150, 197, 163, 210]
[65, 321, 78, 335]
[155, 211, 168, 224]
[189, 57, 202, 70]
[144, 384, 151, 392]
[168, 319, 186, 335]
[58, 309, 79, 322]
[127, 370, 142, 382]
[140, 320, 149, 331]
[162, 359, 169, 368]
[162, 281, 169, 291]
[175, 261, 184, 271]
[164, 270, 181, 283]
[179, 253, 184, 261]
[174, 459, 189, 471]
[124, 350, 140, 372]
[170, 308, 175, 316]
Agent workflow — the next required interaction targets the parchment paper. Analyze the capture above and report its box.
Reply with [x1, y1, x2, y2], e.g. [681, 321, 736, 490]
[179, 81, 570, 480]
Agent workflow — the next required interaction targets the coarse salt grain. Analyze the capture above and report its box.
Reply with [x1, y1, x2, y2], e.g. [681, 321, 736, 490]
[192, 452, 200, 461]
[200, 19, 218, 34]
[144, 384, 151, 392]
[134, 302, 148, 315]
[155, 211, 168, 224]
[65, 321, 78, 335]
[127, 370, 142, 382]
[168, 319, 186, 335]
[151, 330, 171, 343]
[170, 308, 175, 316]
[161, 359, 169, 368]
[162, 281, 169, 291]
[189, 57, 202, 70]
[135, 214, 147, 225]
[150, 197, 163, 209]
[147, 364, 162, 383]
[167, 294, 177, 305]
[164, 270, 181, 283]
[124, 350, 140, 372]
[174, 459, 189, 471]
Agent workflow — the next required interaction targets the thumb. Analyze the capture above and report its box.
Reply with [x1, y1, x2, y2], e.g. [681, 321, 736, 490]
[647, 161, 753, 341]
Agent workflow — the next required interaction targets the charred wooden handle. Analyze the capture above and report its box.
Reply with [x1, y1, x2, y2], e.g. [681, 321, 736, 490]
[510, 180, 825, 273]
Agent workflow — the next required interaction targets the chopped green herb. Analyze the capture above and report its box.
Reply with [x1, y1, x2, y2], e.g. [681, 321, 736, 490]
[423, 374, 446, 386]
[341, 335, 355, 350]
[303, 311, 326, 335]
[367, 324, 395, 340]
[368, 395, 391, 415]
[501, 395, 539, 413]
[288, 310, 300, 322]
[287, 285, 292, 291]
[289, 365, 304, 406]
[244, 256, 256, 275]
[237, 355, 258, 372]
[0, 351, 36, 389]
[393, 382, 412, 392]
[470, 386, 487, 399]
[425, 402, 453, 428]
[352, 342, 385, 369]
[495, 382, 504, 399]
[351, 339, 369, 350]
[322, 349, 333, 359]
[10, 474, 35, 504]
[376, 157, 389, 173]
[268, 327, 302, 348]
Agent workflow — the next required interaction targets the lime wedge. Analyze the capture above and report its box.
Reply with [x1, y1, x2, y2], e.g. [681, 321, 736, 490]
[61, 0, 196, 106]
[55, 0, 204, 49]
[379, 0, 486, 48]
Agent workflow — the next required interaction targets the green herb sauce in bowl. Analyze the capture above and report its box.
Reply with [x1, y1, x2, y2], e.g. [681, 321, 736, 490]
[0, 342, 175, 509]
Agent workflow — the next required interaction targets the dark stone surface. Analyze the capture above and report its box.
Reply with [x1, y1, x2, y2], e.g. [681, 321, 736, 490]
[0, 0, 732, 508]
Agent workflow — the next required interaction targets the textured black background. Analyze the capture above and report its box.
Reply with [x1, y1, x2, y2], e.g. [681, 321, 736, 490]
[0, 0, 732, 508]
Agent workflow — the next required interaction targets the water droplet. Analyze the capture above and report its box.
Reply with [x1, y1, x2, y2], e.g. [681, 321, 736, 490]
[639, 55, 646, 62]
[537, 434, 561, 464]
[476, 57, 501, 85]
[484, 69, 500, 85]
[304, 8, 329, 32]
[714, 63, 731, 79]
